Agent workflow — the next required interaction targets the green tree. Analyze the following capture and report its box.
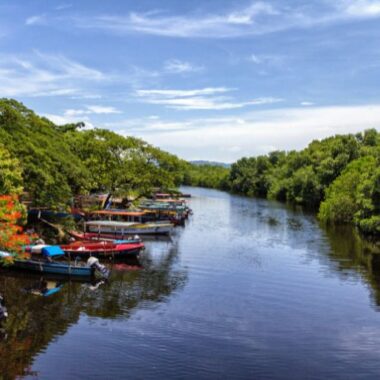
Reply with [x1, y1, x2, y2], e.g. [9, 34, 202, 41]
[0, 145, 23, 195]
[319, 156, 379, 228]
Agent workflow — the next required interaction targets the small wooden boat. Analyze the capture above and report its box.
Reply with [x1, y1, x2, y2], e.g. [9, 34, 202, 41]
[60, 241, 144, 258]
[85, 220, 173, 236]
[0, 247, 102, 278]
[140, 200, 191, 215]
[68, 230, 142, 243]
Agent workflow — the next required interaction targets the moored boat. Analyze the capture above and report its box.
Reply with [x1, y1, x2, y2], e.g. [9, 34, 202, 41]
[89, 209, 184, 226]
[68, 230, 142, 243]
[60, 241, 144, 258]
[154, 192, 191, 199]
[85, 220, 173, 237]
[0, 247, 107, 278]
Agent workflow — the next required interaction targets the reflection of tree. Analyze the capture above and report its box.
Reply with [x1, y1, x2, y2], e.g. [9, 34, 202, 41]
[228, 192, 380, 309]
[0, 272, 77, 378]
[0, 241, 187, 379]
[322, 224, 380, 306]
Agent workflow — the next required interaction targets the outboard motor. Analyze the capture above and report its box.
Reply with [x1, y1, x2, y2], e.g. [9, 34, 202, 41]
[0, 294, 8, 321]
[87, 257, 110, 279]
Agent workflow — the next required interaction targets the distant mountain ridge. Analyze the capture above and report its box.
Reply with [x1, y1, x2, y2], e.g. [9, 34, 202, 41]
[190, 160, 231, 168]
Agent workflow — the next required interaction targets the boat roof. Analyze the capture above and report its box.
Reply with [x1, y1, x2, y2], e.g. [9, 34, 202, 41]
[90, 210, 146, 217]
[155, 199, 185, 203]
[85, 220, 139, 227]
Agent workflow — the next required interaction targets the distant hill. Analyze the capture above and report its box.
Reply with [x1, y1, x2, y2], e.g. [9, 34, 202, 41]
[190, 160, 231, 168]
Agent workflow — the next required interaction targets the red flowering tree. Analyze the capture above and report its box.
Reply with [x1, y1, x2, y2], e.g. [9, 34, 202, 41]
[0, 195, 30, 260]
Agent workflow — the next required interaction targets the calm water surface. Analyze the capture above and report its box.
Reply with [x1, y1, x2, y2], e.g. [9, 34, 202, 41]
[2, 187, 380, 379]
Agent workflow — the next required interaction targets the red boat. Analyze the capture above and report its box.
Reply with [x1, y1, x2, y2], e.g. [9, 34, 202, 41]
[60, 241, 144, 259]
[69, 230, 142, 243]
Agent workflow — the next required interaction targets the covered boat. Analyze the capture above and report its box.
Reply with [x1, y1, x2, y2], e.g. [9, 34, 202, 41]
[89, 209, 184, 226]
[85, 220, 173, 237]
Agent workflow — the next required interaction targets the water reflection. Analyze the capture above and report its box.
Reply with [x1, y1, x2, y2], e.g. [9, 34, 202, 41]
[229, 192, 380, 304]
[3, 187, 380, 379]
[0, 238, 187, 379]
[25, 278, 63, 297]
[322, 225, 380, 308]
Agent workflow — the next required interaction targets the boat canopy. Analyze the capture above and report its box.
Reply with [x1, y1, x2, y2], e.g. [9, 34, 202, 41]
[41, 246, 64, 257]
[90, 210, 146, 217]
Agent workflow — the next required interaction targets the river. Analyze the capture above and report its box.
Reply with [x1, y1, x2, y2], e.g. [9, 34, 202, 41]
[1, 187, 380, 379]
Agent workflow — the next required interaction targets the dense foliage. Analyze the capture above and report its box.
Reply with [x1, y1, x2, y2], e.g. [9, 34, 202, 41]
[0, 144, 23, 195]
[63, 128, 187, 196]
[227, 129, 380, 235]
[182, 163, 230, 190]
[0, 99, 187, 208]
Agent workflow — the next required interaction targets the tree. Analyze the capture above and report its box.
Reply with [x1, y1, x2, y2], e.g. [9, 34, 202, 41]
[0, 196, 30, 257]
[319, 156, 378, 227]
[0, 145, 23, 195]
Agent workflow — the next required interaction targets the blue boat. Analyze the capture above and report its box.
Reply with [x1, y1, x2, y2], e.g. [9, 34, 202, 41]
[0, 247, 95, 278]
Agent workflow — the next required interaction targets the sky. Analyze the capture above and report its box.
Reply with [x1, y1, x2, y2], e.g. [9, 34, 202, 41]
[1, 0, 380, 162]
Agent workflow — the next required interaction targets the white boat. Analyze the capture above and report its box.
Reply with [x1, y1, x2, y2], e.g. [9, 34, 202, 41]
[84, 220, 173, 236]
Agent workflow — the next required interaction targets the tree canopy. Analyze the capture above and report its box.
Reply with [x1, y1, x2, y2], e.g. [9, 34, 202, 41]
[0, 99, 187, 207]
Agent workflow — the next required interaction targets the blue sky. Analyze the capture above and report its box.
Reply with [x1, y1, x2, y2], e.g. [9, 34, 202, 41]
[1, 0, 380, 161]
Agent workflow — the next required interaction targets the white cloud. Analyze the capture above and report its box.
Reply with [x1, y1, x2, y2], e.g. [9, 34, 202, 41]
[340, 0, 380, 17]
[42, 113, 94, 129]
[73, 3, 288, 38]
[25, 14, 46, 26]
[0, 51, 105, 98]
[64, 105, 121, 117]
[136, 87, 231, 98]
[70, 1, 380, 39]
[248, 54, 285, 67]
[164, 59, 203, 74]
[142, 96, 281, 110]
[136, 87, 281, 110]
[226, 2, 278, 24]
[55, 3, 72, 11]
[249, 54, 262, 64]
[110, 104, 380, 161]
[86, 105, 121, 114]
[34, 51, 105, 80]
[300, 101, 315, 106]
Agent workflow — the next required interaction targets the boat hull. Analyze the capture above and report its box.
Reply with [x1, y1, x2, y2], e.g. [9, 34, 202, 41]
[61, 242, 144, 258]
[11, 259, 94, 277]
[86, 222, 173, 236]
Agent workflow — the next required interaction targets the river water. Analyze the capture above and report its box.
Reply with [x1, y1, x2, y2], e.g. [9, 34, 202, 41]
[1, 187, 380, 379]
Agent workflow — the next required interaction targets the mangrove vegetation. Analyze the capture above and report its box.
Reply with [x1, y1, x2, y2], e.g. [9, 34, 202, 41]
[227, 129, 380, 235]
